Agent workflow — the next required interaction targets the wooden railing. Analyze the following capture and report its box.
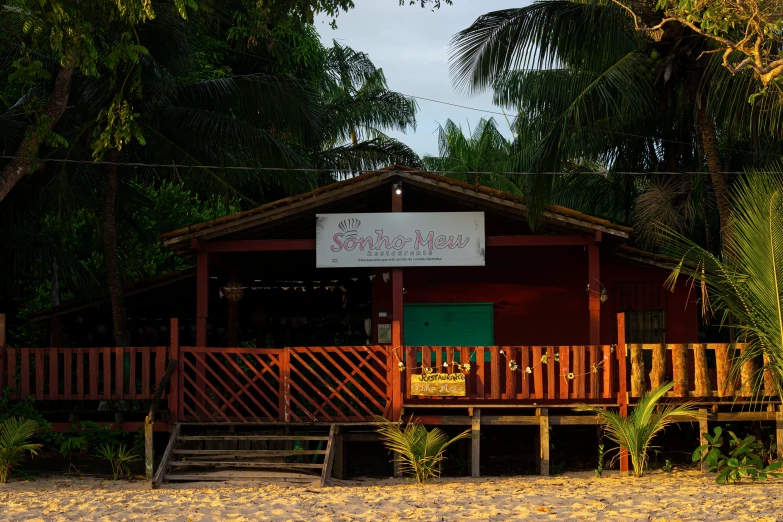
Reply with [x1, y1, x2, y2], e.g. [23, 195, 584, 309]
[0, 346, 169, 402]
[0, 315, 776, 424]
[401, 346, 619, 402]
[177, 345, 392, 423]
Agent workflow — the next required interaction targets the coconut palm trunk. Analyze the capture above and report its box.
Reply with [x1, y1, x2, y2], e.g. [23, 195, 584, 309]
[697, 107, 731, 250]
[102, 149, 129, 346]
[0, 56, 76, 202]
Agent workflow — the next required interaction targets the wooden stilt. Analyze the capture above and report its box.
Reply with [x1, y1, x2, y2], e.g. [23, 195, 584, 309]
[698, 408, 709, 472]
[333, 426, 345, 480]
[471, 408, 481, 478]
[619, 403, 629, 475]
[777, 406, 783, 463]
[538, 408, 549, 476]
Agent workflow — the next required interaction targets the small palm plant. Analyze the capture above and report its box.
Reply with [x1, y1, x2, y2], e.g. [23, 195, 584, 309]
[0, 417, 42, 483]
[375, 416, 471, 483]
[576, 382, 704, 477]
[97, 443, 138, 481]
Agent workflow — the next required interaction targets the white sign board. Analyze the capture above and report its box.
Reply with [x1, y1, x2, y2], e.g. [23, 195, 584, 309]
[315, 212, 485, 268]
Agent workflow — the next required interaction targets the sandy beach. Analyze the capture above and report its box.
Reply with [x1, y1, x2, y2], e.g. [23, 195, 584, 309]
[0, 471, 781, 521]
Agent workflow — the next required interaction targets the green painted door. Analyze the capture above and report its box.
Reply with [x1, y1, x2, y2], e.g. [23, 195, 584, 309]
[403, 303, 494, 346]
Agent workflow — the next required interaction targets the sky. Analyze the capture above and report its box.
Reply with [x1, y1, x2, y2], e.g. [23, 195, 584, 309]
[315, 1, 524, 158]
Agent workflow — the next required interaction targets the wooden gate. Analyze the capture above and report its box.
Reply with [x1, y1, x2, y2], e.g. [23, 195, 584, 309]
[178, 346, 392, 422]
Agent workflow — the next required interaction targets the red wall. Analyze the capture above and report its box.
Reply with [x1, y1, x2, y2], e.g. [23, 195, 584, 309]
[372, 245, 698, 345]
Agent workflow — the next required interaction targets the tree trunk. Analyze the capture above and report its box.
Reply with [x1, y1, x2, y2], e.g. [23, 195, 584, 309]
[0, 56, 76, 202]
[103, 149, 129, 346]
[697, 107, 731, 251]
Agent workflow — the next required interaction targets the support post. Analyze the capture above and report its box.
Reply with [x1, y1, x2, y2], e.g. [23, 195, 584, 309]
[0, 313, 5, 347]
[196, 252, 209, 347]
[390, 181, 403, 422]
[588, 232, 602, 345]
[538, 408, 549, 476]
[195, 252, 208, 394]
[617, 313, 629, 475]
[471, 408, 481, 478]
[169, 318, 180, 422]
[227, 265, 239, 347]
[698, 408, 709, 473]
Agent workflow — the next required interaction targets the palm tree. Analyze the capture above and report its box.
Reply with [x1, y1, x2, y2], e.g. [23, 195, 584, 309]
[448, 1, 779, 241]
[577, 382, 703, 477]
[315, 41, 420, 173]
[661, 171, 783, 399]
[422, 117, 521, 195]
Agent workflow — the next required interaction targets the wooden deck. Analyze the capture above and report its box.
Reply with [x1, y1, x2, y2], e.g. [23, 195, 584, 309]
[0, 318, 779, 424]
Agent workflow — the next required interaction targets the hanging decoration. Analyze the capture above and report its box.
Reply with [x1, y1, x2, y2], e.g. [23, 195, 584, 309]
[223, 280, 245, 302]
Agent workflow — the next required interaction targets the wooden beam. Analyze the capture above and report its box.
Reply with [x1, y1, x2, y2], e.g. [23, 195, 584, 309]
[471, 408, 481, 478]
[617, 312, 629, 475]
[199, 239, 316, 253]
[487, 235, 595, 247]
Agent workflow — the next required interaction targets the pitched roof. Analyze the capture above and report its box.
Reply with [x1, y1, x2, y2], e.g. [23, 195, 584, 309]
[160, 165, 634, 256]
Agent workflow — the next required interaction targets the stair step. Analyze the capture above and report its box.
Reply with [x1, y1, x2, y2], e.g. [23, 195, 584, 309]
[173, 449, 326, 457]
[169, 461, 324, 469]
[179, 435, 329, 442]
[165, 472, 318, 482]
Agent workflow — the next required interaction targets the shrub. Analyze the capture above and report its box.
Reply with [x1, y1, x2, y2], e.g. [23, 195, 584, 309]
[0, 418, 42, 483]
[576, 382, 704, 477]
[693, 426, 782, 484]
[375, 416, 471, 483]
[96, 443, 138, 481]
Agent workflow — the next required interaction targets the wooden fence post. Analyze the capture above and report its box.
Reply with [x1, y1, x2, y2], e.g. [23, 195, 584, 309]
[777, 405, 783, 463]
[672, 344, 688, 397]
[630, 344, 645, 397]
[693, 344, 711, 397]
[280, 348, 291, 422]
[649, 343, 666, 390]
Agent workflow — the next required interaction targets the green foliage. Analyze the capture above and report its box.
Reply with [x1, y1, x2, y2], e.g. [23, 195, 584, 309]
[375, 416, 471, 483]
[96, 442, 138, 481]
[422, 118, 520, 195]
[693, 426, 783, 484]
[577, 382, 704, 477]
[662, 459, 673, 473]
[662, 172, 783, 398]
[650, 0, 783, 88]
[0, 417, 41, 483]
[594, 443, 604, 477]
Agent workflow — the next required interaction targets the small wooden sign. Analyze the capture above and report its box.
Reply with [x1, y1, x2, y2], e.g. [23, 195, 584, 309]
[411, 373, 466, 396]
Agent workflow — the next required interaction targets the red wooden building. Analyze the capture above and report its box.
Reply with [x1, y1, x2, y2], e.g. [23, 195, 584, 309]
[6, 166, 780, 483]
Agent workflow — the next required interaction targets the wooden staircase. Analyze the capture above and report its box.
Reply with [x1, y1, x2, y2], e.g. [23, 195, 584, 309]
[152, 424, 337, 488]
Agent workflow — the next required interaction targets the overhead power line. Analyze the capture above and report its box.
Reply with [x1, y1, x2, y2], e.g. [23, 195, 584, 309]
[0, 155, 756, 176]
